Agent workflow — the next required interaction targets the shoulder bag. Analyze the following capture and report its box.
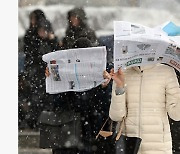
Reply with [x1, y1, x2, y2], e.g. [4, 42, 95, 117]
[95, 116, 142, 154]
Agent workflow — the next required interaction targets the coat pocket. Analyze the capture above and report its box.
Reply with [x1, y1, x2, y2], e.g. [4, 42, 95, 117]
[140, 116, 164, 142]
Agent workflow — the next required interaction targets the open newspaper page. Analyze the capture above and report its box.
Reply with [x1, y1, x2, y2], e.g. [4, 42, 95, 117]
[42, 46, 107, 94]
[114, 21, 180, 72]
[161, 36, 180, 71]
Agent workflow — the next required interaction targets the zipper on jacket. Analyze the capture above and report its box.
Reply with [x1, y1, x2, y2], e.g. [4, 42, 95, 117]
[162, 118, 165, 142]
[139, 70, 143, 152]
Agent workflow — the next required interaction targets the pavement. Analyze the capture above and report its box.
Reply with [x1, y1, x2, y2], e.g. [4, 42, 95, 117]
[18, 129, 52, 154]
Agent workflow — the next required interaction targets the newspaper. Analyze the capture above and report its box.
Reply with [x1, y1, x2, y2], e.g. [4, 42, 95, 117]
[42, 46, 107, 94]
[114, 21, 180, 72]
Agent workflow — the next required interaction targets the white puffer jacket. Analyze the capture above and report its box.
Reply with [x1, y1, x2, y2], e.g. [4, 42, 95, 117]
[109, 64, 180, 154]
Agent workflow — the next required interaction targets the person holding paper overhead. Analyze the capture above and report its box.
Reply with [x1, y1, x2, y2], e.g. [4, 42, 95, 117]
[108, 64, 180, 154]
[45, 37, 112, 154]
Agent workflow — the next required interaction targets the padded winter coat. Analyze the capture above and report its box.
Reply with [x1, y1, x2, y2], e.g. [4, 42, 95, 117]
[109, 64, 180, 154]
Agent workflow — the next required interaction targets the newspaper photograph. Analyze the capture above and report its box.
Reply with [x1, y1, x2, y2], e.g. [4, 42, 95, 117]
[42, 46, 107, 94]
[113, 21, 180, 72]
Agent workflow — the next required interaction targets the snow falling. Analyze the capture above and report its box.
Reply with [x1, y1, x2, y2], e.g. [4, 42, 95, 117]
[18, 0, 180, 154]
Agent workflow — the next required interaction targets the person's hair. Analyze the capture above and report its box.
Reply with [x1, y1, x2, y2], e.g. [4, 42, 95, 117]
[29, 9, 46, 28]
[67, 7, 87, 27]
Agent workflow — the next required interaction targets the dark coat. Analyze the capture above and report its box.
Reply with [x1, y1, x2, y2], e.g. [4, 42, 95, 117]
[24, 34, 60, 87]
[23, 27, 60, 128]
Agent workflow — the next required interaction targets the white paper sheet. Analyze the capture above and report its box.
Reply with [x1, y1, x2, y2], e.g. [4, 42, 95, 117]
[42, 46, 107, 94]
[114, 21, 180, 72]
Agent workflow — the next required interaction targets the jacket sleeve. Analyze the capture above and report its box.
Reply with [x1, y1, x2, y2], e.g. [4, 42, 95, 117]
[109, 81, 126, 122]
[165, 67, 180, 121]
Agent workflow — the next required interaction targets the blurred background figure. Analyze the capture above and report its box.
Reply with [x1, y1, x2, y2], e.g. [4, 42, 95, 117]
[19, 9, 61, 129]
[23, 9, 46, 57]
[61, 7, 99, 49]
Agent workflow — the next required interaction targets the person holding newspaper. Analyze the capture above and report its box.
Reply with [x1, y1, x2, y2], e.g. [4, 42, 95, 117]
[108, 64, 180, 154]
[44, 37, 112, 154]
